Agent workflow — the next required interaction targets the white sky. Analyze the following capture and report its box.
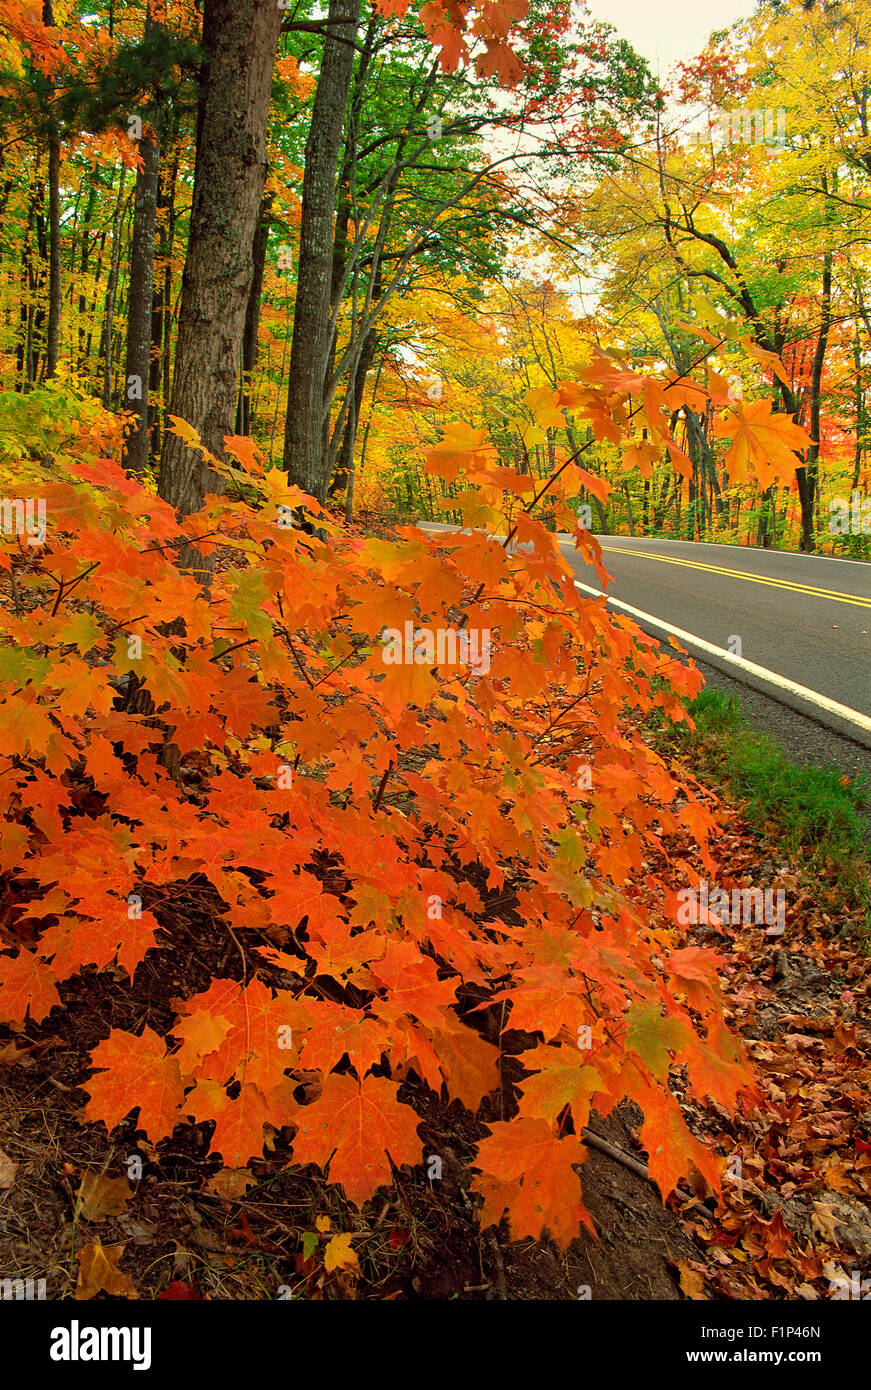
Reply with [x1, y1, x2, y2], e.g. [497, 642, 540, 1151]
[584, 0, 760, 78]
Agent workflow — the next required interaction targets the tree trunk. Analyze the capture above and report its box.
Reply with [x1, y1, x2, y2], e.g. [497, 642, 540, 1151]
[158, 0, 281, 517]
[329, 325, 376, 498]
[235, 189, 273, 436]
[282, 0, 362, 503]
[101, 168, 128, 408]
[42, 0, 61, 380]
[122, 132, 160, 476]
[852, 324, 864, 491]
[150, 144, 179, 460]
[76, 175, 98, 370]
[800, 248, 833, 551]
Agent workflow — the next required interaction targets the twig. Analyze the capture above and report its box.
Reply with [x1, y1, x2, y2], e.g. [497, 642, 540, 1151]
[581, 1127, 650, 1181]
[372, 761, 394, 811]
[487, 1232, 508, 1300]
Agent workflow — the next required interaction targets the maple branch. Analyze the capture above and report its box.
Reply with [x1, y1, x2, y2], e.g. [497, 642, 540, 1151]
[47, 561, 100, 617]
[138, 531, 224, 557]
[209, 637, 258, 663]
[372, 761, 394, 811]
[276, 623, 315, 689]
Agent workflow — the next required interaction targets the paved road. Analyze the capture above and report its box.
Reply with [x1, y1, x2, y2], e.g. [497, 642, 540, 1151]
[421, 524, 871, 761]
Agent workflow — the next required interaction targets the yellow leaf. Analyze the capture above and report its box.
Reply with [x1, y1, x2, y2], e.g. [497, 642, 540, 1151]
[323, 1232, 360, 1274]
[75, 1240, 139, 1300]
[713, 400, 811, 489]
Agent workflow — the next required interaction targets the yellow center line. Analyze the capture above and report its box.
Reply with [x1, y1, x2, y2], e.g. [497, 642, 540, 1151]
[598, 546, 871, 609]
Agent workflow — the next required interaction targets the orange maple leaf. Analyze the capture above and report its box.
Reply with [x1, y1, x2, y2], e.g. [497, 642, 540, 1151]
[472, 1118, 595, 1247]
[291, 1072, 423, 1205]
[713, 400, 811, 489]
[84, 1028, 185, 1144]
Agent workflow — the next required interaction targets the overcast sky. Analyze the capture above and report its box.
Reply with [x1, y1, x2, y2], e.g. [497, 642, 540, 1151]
[584, 0, 760, 77]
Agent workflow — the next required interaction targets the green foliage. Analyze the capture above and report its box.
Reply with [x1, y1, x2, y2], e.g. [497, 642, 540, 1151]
[651, 686, 871, 907]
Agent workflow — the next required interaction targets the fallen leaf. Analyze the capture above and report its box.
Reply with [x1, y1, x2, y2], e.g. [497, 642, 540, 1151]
[78, 1171, 131, 1222]
[0, 1145, 16, 1189]
[159, 1280, 201, 1300]
[205, 1167, 255, 1200]
[675, 1260, 708, 1299]
[324, 1232, 360, 1274]
[75, 1240, 139, 1299]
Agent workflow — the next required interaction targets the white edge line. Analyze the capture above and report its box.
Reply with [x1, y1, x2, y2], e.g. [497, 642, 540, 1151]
[572, 578, 871, 737]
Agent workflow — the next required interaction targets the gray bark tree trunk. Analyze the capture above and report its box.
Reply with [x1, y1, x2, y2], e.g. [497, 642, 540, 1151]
[158, 0, 281, 516]
[236, 189, 273, 437]
[101, 168, 128, 407]
[42, 0, 61, 379]
[282, 0, 361, 503]
[122, 131, 160, 476]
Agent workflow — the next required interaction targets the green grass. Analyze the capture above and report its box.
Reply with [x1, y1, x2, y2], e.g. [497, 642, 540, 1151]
[648, 687, 871, 914]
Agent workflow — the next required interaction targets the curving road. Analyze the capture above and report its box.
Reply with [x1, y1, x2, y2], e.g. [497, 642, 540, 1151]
[560, 535, 871, 749]
[421, 523, 871, 764]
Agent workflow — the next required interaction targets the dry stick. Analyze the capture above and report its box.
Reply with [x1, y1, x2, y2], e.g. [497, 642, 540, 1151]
[487, 1232, 508, 1299]
[580, 1127, 650, 1182]
[580, 1127, 710, 1218]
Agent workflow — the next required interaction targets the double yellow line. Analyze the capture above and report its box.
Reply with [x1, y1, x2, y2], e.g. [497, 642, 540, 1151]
[599, 546, 871, 610]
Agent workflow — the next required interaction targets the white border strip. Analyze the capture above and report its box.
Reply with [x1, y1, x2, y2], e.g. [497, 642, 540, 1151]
[572, 578, 871, 737]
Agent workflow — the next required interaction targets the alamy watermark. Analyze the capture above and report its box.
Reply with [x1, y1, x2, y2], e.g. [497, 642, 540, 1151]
[381, 622, 491, 675]
[677, 879, 785, 935]
[828, 491, 871, 535]
[829, 1268, 871, 1299]
[0, 497, 46, 546]
[50, 1322, 151, 1370]
[689, 108, 786, 149]
[0, 1276, 47, 1299]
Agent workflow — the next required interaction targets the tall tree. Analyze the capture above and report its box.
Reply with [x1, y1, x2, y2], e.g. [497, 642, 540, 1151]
[158, 0, 282, 516]
[282, 0, 362, 503]
[41, 0, 61, 379]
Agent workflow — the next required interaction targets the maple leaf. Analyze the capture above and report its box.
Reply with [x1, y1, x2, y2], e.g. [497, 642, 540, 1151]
[517, 1044, 601, 1127]
[368, 938, 459, 1030]
[713, 401, 811, 489]
[323, 1232, 360, 1274]
[425, 421, 494, 480]
[75, 1241, 139, 1300]
[297, 1002, 389, 1077]
[174, 977, 312, 1094]
[0, 950, 60, 1024]
[625, 1001, 693, 1078]
[78, 1172, 132, 1223]
[186, 1078, 292, 1167]
[219, 666, 279, 738]
[427, 1023, 501, 1111]
[83, 1028, 185, 1144]
[172, 1009, 233, 1073]
[291, 1073, 423, 1206]
[472, 1119, 595, 1247]
[639, 1091, 721, 1200]
[371, 650, 439, 711]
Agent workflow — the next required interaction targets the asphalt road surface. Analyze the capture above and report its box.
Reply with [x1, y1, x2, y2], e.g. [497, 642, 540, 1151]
[421, 524, 871, 777]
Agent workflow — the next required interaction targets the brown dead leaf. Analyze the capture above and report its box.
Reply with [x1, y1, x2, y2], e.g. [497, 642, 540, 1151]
[78, 1171, 131, 1222]
[205, 1167, 255, 1200]
[0, 1145, 16, 1189]
[75, 1240, 138, 1299]
[811, 1203, 843, 1241]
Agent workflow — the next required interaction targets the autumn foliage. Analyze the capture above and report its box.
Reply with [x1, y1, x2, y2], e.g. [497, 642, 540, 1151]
[0, 361, 770, 1248]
